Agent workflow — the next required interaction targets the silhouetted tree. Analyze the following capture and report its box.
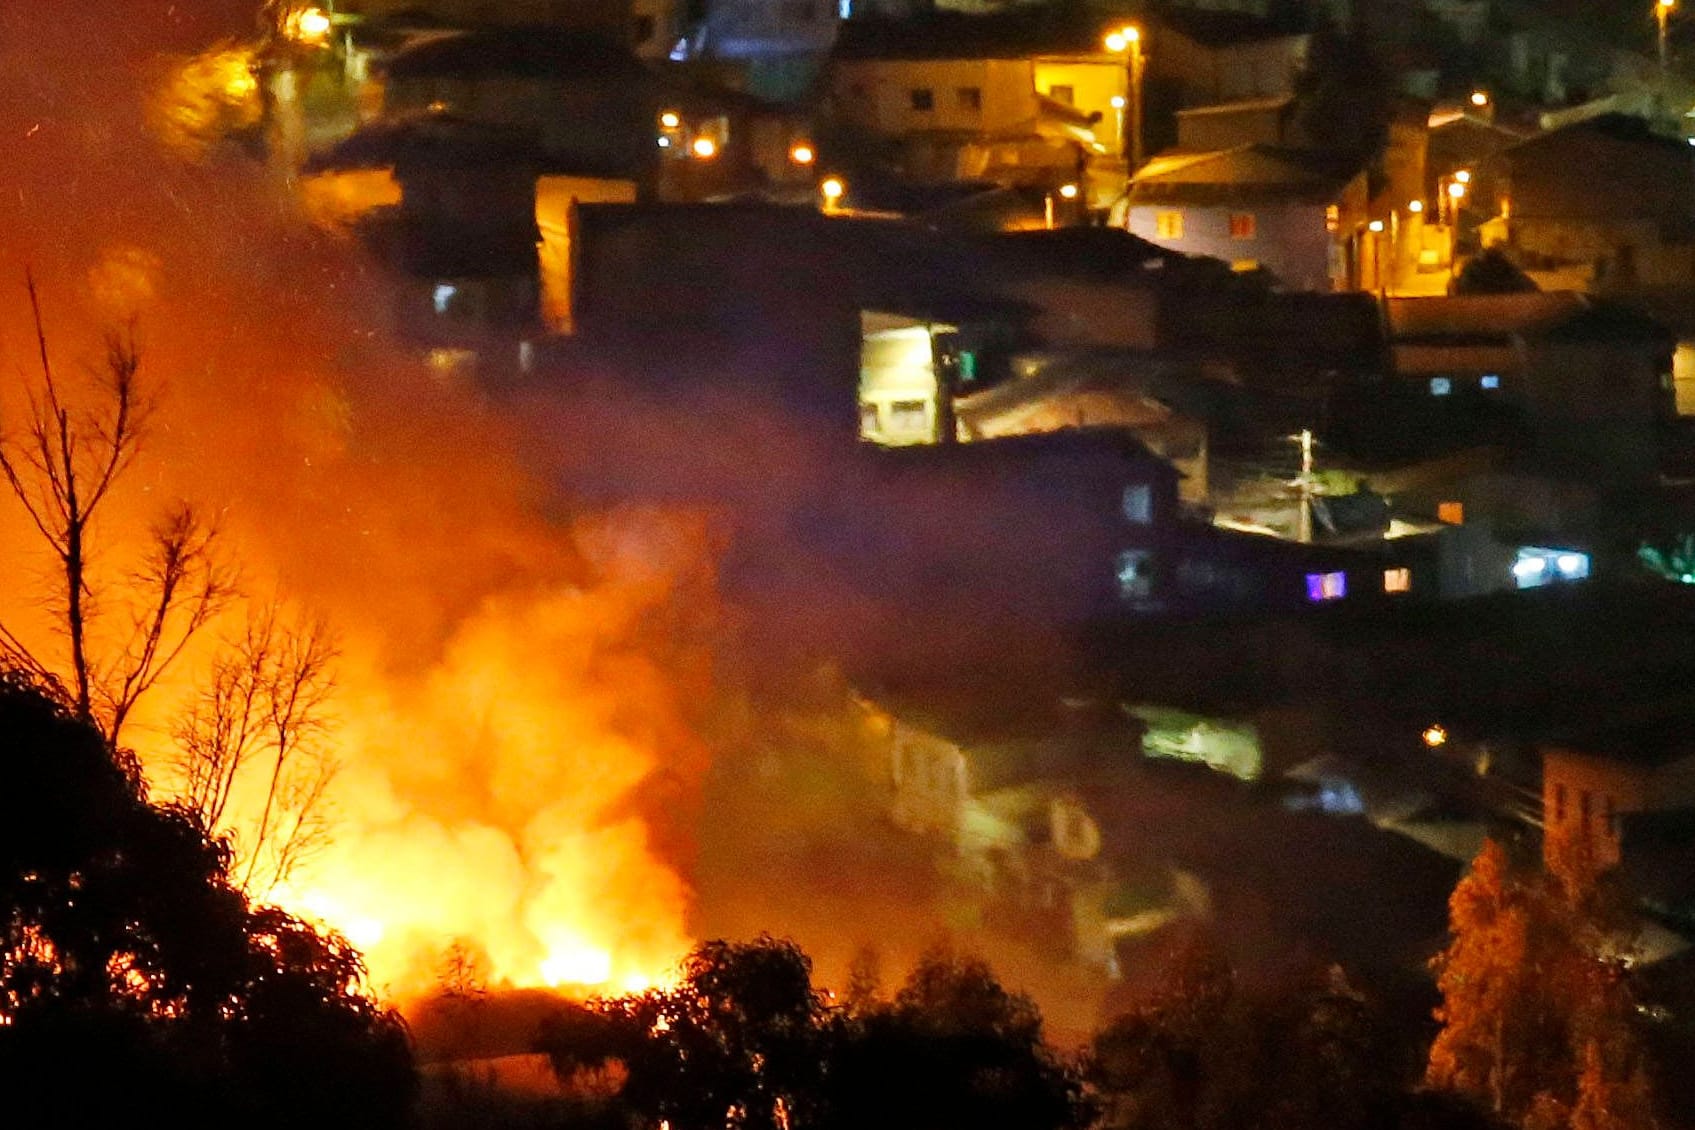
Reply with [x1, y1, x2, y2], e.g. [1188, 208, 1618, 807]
[539, 935, 830, 1130]
[0, 280, 236, 746]
[1450, 249, 1538, 295]
[824, 943, 1088, 1130]
[0, 669, 414, 1127]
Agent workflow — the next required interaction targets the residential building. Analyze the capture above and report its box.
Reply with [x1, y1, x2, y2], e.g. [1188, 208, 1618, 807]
[1125, 144, 1369, 290]
[1542, 730, 1695, 871]
[1142, 8, 1311, 109]
[1482, 115, 1695, 292]
[1386, 292, 1675, 480]
[828, 10, 1130, 206]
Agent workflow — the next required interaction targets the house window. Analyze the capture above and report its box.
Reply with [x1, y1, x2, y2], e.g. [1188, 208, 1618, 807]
[1481, 373, 1501, 390]
[956, 86, 982, 111]
[1305, 572, 1347, 602]
[1553, 783, 1567, 823]
[910, 88, 934, 111]
[1155, 210, 1184, 240]
[887, 399, 929, 434]
[859, 402, 880, 436]
[1122, 483, 1152, 524]
[1229, 212, 1257, 240]
[1047, 84, 1074, 105]
[1384, 567, 1411, 594]
[1437, 501, 1464, 525]
[1117, 549, 1153, 599]
[1325, 203, 1340, 233]
[1430, 377, 1453, 396]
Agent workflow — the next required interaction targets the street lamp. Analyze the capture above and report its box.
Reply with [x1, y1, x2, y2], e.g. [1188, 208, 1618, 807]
[1103, 25, 1145, 178]
[284, 5, 333, 46]
[820, 176, 846, 213]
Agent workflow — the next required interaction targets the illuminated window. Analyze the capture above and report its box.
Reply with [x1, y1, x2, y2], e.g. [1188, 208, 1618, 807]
[1480, 373, 1501, 390]
[1430, 377, 1452, 396]
[1325, 203, 1341, 233]
[1047, 84, 1075, 105]
[1437, 501, 1464, 524]
[432, 282, 458, 315]
[1229, 212, 1257, 239]
[1305, 572, 1346, 602]
[1117, 549, 1153, 599]
[1231, 259, 1259, 273]
[1122, 483, 1152, 524]
[1384, 567, 1411, 594]
[887, 399, 928, 434]
[1155, 210, 1184, 240]
[909, 88, 934, 111]
[859, 402, 880, 436]
[957, 86, 981, 112]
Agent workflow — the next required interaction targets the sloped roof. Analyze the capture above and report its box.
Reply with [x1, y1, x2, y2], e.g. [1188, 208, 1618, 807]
[385, 25, 646, 80]
[1130, 144, 1355, 205]
[304, 111, 541, 172]
[1387, 292, 1673, 345]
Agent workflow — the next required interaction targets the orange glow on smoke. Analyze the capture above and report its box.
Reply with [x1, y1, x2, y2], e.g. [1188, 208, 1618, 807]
[0, 5, 707, 1005]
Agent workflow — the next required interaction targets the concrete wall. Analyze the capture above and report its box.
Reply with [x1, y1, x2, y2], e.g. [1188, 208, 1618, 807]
[1032, 58, 1130, 157]
[832, 57, 1035, 137]
[1128, 201, 1333, 290]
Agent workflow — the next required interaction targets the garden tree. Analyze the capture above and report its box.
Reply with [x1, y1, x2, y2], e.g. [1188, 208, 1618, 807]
[537, 938, 1087, 1130]
[1450, 249, 1539, 296]
[0, 669, 415, 1128]
[1427, 835, 1656, 1130]
[538, 935, 831, 1130]
[172, 599, 340, 896]
[821, 943, 1089, 1130]
[1291, 26, 1394, 168]
[1088, 928, 1469, 1130]
[0, 280, 236, 746]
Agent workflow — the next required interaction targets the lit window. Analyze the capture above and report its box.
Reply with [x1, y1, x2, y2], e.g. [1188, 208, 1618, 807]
[887, 399, 929, 434]
[859, 402, 880, 437]
[1231, 259, 1259, 273]
[432, 282, 458, 315]
[1480, 373, 1501, 390]
[1116, 549, 1153, 599]
[1155, 210, 1184, 240]
[1430, 377, 1452, 396]
[1325, 203, 1340, 233]
[1229, 212, 1257, 240]
[1437, 501, 1464, 524]
[909, 88, 934, 111]
[1305, 572, 1346, 602]
[1122, 483, 1153, 524]
[957, 86, 981, 111]
[1047, 84, 1074, 105]
[1384, 567, 1411, 594]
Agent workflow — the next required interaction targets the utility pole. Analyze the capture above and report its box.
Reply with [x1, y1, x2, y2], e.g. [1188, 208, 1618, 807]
[1660, 0, 1676, 79]
[1295, 428, 1315, 544]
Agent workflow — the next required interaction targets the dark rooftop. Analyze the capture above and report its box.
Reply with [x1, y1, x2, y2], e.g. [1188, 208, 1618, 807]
[385, 25, 646, 80]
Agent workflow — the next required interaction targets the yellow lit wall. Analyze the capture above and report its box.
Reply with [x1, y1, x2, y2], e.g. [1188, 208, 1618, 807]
[536, 175, 640, 334]
[1031, 58, 1128, 155]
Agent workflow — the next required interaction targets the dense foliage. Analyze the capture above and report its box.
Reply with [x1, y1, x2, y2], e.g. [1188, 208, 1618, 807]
[0, 670, 416, 1128]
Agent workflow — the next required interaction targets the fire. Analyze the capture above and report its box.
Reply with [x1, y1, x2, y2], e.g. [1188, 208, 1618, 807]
[0, 4, 711, 1009]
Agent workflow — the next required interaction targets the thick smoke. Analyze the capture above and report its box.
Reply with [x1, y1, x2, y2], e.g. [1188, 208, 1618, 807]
[0, 1, 714, 997]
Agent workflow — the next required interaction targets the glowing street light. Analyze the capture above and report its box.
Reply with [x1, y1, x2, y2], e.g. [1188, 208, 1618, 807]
[285, 5, 333, 46]
[1408, 198, 1424, 214]
[1470, 90, 1490, 108]
[820, 175, 845, 212]
[1447, 180, 1467, 200]
[1454, 168, 1472, 185]
[659, 110, 681, 130]
[789, 142, 816, 165]
[1058, 182, 1079, 199]
[1423, 724, 1448, 748]
[690, 136, 718, 159]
